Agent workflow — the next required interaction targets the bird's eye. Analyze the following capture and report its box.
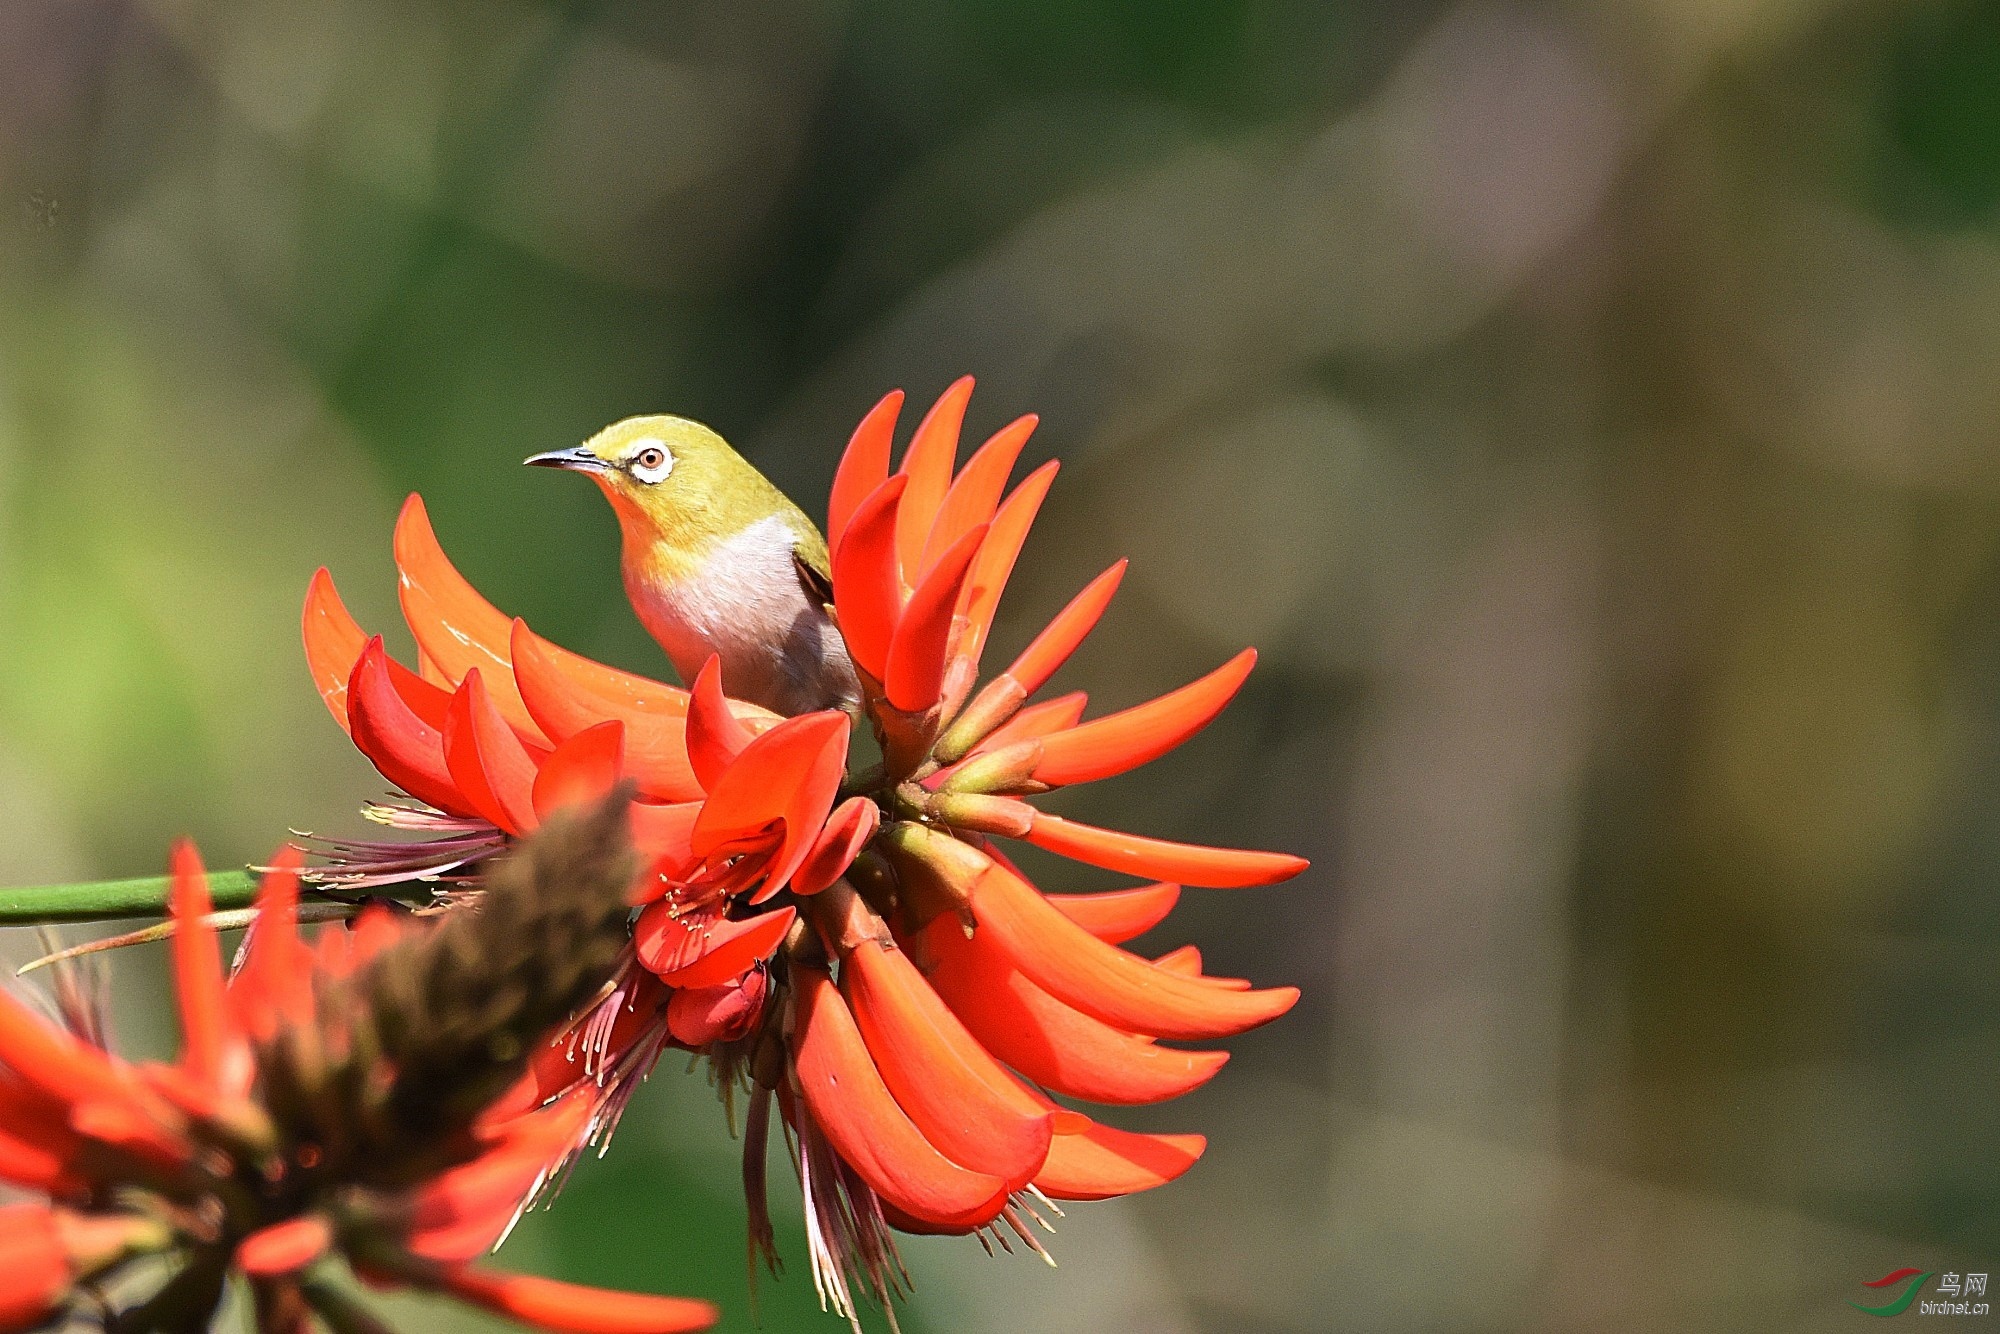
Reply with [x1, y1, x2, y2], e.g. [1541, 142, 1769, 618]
[627, 440, 674, 484]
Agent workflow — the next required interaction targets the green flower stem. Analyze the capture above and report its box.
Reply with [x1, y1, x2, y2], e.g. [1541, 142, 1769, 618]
[0, 871, 263, 923]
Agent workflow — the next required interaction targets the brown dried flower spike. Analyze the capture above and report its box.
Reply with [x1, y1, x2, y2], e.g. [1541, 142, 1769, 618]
[0, 789, 713, 1334]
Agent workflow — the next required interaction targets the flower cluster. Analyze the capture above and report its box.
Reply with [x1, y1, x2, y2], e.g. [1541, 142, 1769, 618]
[305, 379, 1306, 1325]
[0, 800, 714, 1333]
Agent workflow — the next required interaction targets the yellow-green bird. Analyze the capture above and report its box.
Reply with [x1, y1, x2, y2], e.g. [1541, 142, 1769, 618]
[527, 416, 860, 717]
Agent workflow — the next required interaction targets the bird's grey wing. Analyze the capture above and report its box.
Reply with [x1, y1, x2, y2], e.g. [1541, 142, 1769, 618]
[793, 547, 834, 610]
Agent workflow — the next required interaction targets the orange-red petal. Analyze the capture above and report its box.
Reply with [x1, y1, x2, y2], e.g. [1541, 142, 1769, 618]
[1004, 560, 1126, 699]
[952, 460, 1058, 681]
[0, 1204, 71, 1326]
[530, 722, 625, 821]
[1023, 811, 1307, 889]
[434, 1268, 717, 1334]
[230, 849, 315, 1042]
[893, 376, 973, 578]
[236, 1215, 331, 1277]
[665, 972, 767, 1047]
[828, 389, 902, 557]
[626, 800, 702, 866]
[301, 568, 367, 735]
[302, 574, 454, 736]
[790, 796, 880, 896]
[969, 862, 1298, 1040]
[346, 638, 467, 815]
[0, 1126, 79, 1197]
[636, 905, 795, 989]
[168, 842, 227, 1090]
[394, 495, 551, 748]
[1045, 882, 1182, 944]
[882, 523, 987, 712]
[1034, 648, 1256, 788]
[830, 475, 908, 680]
[407, 1102, 591, 1264]
[843, 940, 1052, 1191]
[912, 916, 1227, 1105]
[443, 670, 541, 836]
[684, 657, 753, 793]
[919, 414, 1036, 578]
[690, 712, 848, 898]
[1033, 1119, 1205, 1201]
[970, 690, 1089, 755]
[788, 967, 1008, 1229]
[509, 621, 720, 803]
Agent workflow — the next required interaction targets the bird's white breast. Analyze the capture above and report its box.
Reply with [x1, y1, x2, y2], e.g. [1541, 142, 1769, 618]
[625, 514, 856, 715]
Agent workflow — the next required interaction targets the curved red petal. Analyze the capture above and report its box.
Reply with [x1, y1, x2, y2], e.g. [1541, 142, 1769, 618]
[828, 390, 902, 556]
[443, 671, 541, 836]
[952, 460, 1058, 683]
[764, 715, 851, 898]
[637, 905, 795, 988]
[684, 657, 753, 793]
[434, 1268, 717, 1334]
[303, 573, 452, 735]
[0, 1204, 70, 1326]
[789, 967, 1008, 1229]
[306, 572, 453, 736]
[1045, 882, 1182, 944]
[843, 939, 1052, 1191]
[626, 800, 701, 866]
[969, 861, 1298, 1040]
[302, 568, 367, 735]
[1147, 945, 1251, 989]
[1004, 560, 1126, 699]
[1024, 812, 1306, 889]
[830, 474, 908, 680]
[168, 842, 227, 1089]
[408, 1097, 593, 1263]
[893, 376, 973, 578]
[347, 639, 468, 814]
[0, 1126, 79, 1196]
[883, 523, 987, 712]
[510, 621, 739, 803]
[531, 721, 625, 821]
[790, 796, 880, 896]
[911, 915, 1227, 1105]
[236, 1215, 331, 1277]
[230, 849, 314, 1041]
[0, 1000, 154, 1126]
[1034, 1120, 1205, 1201]
[1034, 648, 1257, 788]
[691, 712, 847, 894]
[502, 979, 669, 1115]
[970, 691, 1089, 756]
[665, 972, 767, 1047]
[919, 414, 1036, 579]
[395, 495, 551, 747]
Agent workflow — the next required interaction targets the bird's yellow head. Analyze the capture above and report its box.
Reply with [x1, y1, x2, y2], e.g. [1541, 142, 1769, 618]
[527, 415, 823, 580]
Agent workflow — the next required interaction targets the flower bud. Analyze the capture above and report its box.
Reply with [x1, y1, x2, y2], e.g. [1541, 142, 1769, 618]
[932, 674, 1028, 764]
[934, 738, 1045, 796]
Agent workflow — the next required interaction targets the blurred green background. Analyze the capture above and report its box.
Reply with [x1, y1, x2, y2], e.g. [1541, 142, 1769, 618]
[2, 0, 1998, 1330]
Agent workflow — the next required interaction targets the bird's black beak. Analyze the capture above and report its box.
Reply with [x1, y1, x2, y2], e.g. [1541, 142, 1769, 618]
[524, 446, 611, 475]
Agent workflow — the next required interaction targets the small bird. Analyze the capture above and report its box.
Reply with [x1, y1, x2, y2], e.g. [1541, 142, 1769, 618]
[527, 416, 860, 717]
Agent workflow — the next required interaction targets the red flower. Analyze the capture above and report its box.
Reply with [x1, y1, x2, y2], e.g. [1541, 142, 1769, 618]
[0, 843, 715, 1334]
[300, 496, 783, 887]
[304, 378, 1306, 1327]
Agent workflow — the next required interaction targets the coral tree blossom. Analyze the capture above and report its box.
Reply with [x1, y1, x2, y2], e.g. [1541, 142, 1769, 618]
[304, 379, 1308, 1327]
[0, 803, 714, 1333]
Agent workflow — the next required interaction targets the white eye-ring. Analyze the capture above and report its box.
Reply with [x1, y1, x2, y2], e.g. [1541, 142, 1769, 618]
[628, 439, 674, 484]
